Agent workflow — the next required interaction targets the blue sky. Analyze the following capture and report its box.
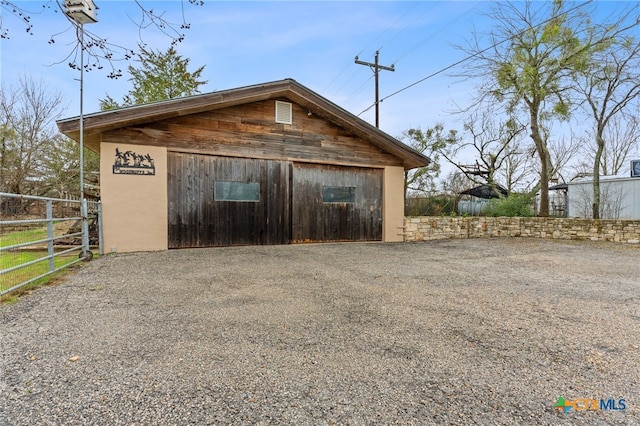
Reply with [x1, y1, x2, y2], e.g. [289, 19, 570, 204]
[0, 1, 636, 144]
[1, 0, 499, 139]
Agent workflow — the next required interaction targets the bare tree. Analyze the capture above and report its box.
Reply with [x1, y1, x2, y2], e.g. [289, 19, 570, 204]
[439, 110, 527, 194]
[548, 135, 581, 183]
[497, 139, 537, 193]
[575, 112, 640, 177]
[440, 170, 475, 196]
[0, 77, 64, 196]
[0, 94, 17, 193]
[572, 9, 640, 218]
[599, 113, 640, 175]
[521, 128, 581, 191]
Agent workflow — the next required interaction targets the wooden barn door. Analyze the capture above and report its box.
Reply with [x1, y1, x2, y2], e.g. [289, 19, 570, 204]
[292, 163, 382, 242]
[168, 153, 290, 248]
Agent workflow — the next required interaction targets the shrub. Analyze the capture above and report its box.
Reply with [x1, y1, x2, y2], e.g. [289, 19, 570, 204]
[486, 193, 534, 217]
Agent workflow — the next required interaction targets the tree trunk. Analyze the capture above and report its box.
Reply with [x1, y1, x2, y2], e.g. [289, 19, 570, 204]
[0, 132, 6, 193]
[530, 108, 549, 217]
[592, 133, 605, 219]
[538, 150, 550, 217]
[403, 171, 409, 203]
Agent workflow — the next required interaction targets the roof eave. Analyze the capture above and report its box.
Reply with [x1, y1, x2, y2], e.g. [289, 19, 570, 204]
[57, 79, 430, 169]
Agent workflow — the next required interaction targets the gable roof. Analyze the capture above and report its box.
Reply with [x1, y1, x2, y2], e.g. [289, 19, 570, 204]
[57, 78, 430, 170]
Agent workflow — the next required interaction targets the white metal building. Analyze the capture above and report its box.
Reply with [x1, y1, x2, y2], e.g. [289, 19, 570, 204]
[567, 175, 640, 219]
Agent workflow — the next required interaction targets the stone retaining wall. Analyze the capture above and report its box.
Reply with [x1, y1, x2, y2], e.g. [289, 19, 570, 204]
[404, 216, 640, 244]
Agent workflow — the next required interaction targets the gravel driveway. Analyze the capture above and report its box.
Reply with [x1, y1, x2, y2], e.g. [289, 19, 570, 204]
[1, 239, 639, 425]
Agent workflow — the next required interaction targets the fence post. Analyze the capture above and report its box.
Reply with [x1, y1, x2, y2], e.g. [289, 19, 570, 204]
[46, 200, 55, 272]
[98, 201, 103, 256]
[81, 198, 90, 259]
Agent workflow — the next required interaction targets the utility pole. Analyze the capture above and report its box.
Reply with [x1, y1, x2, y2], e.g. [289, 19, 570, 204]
[355, 50, 394, 128]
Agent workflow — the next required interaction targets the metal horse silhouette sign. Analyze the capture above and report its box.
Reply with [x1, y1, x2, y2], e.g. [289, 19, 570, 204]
[113, 148, 156, 176]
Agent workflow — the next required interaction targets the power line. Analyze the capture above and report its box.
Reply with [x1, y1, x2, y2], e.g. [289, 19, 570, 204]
[324, 2, 422, 94]
[357, 0, 594, 117]
[323, 61, 355, 94]
[354, 2, 419, 59]
[344, 74, 374, 104]
[390, 2, 476, 67]
[379, 2, 432, 62]
[357, 51, 475, 117]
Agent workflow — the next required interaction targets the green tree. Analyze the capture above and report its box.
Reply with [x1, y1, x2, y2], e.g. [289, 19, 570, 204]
[461, 1, 592, 216]
[100, 45, 207, 110]
[42, 136, 100, 199]
[400, 124, 459, 198]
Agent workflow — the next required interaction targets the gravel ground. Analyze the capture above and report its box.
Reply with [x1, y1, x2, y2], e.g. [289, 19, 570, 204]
[1, 238, 639, 425]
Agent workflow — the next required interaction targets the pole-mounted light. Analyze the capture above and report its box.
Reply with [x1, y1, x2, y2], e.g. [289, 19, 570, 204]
[64, 0, 98, 24]
[64, 0, 97, 259]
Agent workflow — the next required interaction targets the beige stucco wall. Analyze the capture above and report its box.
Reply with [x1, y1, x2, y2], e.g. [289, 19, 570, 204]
[100, 142, 168, 252]
[382, 166, 406, 242]
[99, 148, 405, 249]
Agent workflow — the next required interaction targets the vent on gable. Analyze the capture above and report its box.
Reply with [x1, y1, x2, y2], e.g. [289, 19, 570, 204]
[275, 101, 292, 124]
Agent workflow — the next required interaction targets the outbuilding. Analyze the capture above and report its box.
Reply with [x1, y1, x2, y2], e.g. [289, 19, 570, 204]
[58, 79, 430, 252]
[567, 174, 640, 219]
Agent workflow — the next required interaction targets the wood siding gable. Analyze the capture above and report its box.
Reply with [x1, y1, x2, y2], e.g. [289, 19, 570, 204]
[102, 99, 403, 168]
[57, 79, 430, 170]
